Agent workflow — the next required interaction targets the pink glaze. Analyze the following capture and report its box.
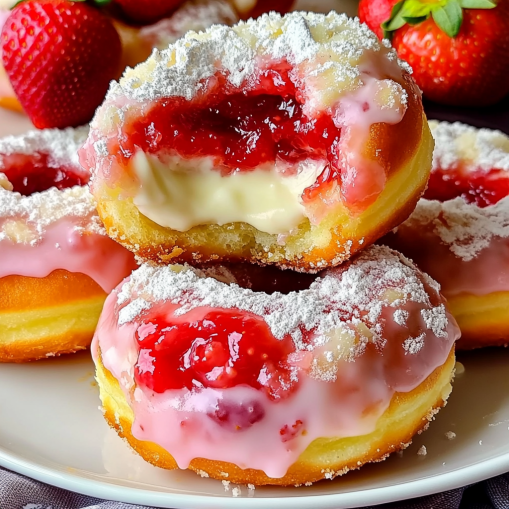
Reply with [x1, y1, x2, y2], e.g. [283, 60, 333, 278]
[0, 217, 137, 292]
[386, 228, 509, 298]
[93, 251, 458, 478]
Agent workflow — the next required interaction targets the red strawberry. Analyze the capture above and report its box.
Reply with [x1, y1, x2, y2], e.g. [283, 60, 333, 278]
[112, 0, 184, 24]
[358, 0, 400, 39]
[359, 0, 509, 107]
[1, 0, 121, 129]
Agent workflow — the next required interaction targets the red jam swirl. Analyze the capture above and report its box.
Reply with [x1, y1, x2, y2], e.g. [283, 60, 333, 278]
[425, 167, 509, 208]
[1, 152, 89, 196]
[134, 309, 298, 400]
[117, 66, 343, 203]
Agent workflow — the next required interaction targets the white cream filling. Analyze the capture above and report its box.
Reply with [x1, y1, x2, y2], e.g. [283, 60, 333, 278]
[131, 152, 324, 235]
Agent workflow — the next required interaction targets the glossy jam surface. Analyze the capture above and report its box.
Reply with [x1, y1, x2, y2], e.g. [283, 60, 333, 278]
[425, 167, 509, 207]
[1, 152, 89, 196]
[134, 309, 297, 400]
[119, 68, 341, 200]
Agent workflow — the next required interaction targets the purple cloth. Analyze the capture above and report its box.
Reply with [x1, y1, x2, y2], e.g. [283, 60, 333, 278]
[1, 466, 509, 509]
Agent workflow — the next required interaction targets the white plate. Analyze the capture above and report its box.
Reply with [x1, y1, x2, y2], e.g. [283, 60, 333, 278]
[2, 349, 509, 508]
[2, 14, 509, 505]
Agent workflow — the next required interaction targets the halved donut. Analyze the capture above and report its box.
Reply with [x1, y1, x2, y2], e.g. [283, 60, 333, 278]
[81, 11, 432, 272]
[93, 245, 459, 485]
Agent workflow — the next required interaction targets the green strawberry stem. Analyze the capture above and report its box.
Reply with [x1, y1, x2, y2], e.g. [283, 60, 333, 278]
[382, 0, 496, 39]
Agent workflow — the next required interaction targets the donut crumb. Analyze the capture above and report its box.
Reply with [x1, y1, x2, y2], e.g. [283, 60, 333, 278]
[445, 431, 456, 440]
[417, 445, 427, 456]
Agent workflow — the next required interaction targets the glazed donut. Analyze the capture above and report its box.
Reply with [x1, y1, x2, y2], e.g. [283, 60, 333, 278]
[80, 11, 432, 273]
[93, 245, 459, 485]
[384, 121, 509, 350]
[0, 128, 138, 362]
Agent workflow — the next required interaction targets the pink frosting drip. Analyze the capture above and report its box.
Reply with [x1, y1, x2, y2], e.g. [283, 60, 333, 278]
[0, 217, 137, 292]
[94, 273, 458, 478]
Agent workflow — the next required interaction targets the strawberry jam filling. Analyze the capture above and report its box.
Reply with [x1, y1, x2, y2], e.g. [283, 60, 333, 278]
[134, 309, 298, 401]
[1, 152, 88, 196]
[119, 68, 342, 205]
[424, 167, 509, 207]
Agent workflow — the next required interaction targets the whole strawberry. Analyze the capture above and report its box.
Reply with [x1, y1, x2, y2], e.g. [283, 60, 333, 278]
[359, 0, 509, 107]
[358, 0, 399, 39]
[1, 0, 121, 128]
[112, 0, 184, 24]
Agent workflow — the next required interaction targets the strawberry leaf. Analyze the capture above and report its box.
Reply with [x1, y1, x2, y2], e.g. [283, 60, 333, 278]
[432, 0, 463, 37]
[459, 0, 496, 7]
[400, 0, 435, 17]
[381, 0, 406, 38]
[403, 15, 429, 25]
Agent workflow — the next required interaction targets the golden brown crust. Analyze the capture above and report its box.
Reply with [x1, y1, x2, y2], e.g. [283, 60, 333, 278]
[0, 270, 107, 362]
[96, 109, 433, 273]
[96, 347, 455, 486]
[447, 292, 509, 350]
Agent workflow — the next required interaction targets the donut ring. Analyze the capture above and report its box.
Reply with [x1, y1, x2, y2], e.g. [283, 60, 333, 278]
[81, 11, 432, 273]
[93, 245, 459, 485]
[0, 128, 138, 362]
[384, 121, 509, 350]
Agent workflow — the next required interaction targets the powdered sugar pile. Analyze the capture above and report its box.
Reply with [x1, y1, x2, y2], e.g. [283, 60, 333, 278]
[430, 120, 509, 174]
[139, 0, 238, 49]
[116, 245, 450, 376]
[403, 121, 509, 261]
[0, 128, 105, 244]
[107, 11, 410, 105]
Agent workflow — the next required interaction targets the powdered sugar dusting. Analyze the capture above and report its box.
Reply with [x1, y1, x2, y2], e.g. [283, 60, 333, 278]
[406, 196, 509, 261]
[430, 120, 509, 173]
[0, 128, 105, 245]
[139, 0, 238, 50]
[115, 245, 452, 380]
[399, 121, 509, 261]
[0, 126, 88, 171]
[110, 11, 408, 107]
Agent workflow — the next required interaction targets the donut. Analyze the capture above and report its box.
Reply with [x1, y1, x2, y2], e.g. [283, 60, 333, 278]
[93, 245, 459, 485]
[383, 121, 509, 350]
[80, 11, 432, 273]
[0, 128, 138, 362]
[114, 0, 239, 73]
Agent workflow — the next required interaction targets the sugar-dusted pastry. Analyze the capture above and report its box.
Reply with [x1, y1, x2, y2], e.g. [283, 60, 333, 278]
[384, 121, 509, 349]
[93, 245, 459, 485]
[0, 128, 137, 362]
[81, 11, 432, 272]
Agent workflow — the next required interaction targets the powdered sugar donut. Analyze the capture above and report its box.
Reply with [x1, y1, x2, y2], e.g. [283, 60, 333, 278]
[93, 245, 459, 485]
[0, 128, 137, 362]
[384, 121, 509, 349]
[81, 11, 432, 272]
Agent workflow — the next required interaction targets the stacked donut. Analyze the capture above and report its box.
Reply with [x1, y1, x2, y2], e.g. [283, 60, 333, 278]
[385, 121, 509, 350]
[0, 128, 137, 362]
[81, 12, 460, 485]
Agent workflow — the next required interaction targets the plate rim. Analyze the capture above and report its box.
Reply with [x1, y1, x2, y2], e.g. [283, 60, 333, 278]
[1, 444, 509, 508]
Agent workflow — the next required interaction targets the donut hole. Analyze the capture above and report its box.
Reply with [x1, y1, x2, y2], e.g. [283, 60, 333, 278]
[0, 152, 89, 196]
[203, 263, 318, 294]
[424, 166, 509, 207]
